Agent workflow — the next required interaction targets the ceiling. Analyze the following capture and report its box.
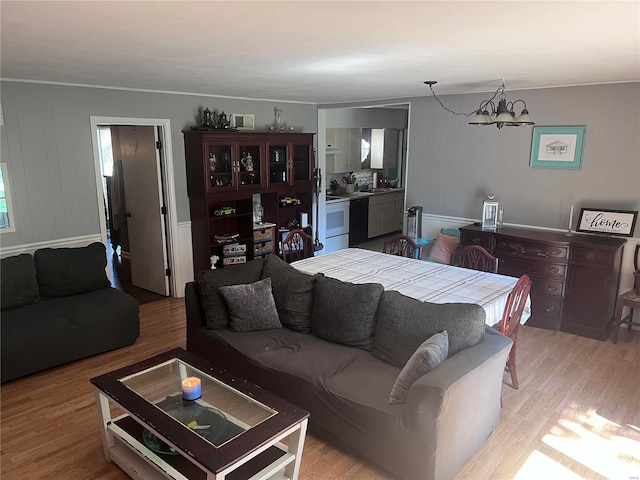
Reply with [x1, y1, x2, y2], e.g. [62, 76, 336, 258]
[2, 1, 639, 105]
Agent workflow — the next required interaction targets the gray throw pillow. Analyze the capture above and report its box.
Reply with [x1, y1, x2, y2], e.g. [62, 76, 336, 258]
[218, 277, 282, 332]
[373, 290, 485, 367]
[1, 254, 41, 311]
[389, 330, 449, 405]
[311, 276, 384, 351]
[261, 254, 320, 333]
[34, 242, 111, 298]
[198, 258, 264, 329]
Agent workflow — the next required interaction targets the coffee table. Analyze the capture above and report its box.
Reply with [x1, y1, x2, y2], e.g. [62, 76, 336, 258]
[91, 348, 309, 480]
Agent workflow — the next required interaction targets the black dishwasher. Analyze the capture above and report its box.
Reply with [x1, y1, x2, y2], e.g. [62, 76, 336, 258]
[349, 197, 369, 246]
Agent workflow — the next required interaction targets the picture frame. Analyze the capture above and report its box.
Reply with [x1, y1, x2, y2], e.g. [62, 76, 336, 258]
[576, 208, 638, 237]
[529, 126, 586, 169]
[230, 114, 255, 131]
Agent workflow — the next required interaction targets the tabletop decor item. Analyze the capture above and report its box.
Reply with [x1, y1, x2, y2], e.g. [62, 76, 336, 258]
[230, 113, 255, 130]
[529, 126, 586, 169]
[181, 376, 202, 400]
[482, 194, 500, 230]
[265, 107, 296, 132]
[576, 208, 637, 236]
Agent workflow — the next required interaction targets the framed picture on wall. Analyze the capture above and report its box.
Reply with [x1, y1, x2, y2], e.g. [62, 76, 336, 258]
[576, 208, 638, 236]
[529, 126, 586, 169]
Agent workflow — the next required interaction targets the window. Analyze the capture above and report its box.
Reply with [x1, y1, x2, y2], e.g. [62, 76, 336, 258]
[97, 126, 114, 176]
[0, 163, 16, 232]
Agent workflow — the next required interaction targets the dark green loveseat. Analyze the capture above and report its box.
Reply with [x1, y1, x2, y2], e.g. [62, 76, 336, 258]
[1, 242, 140, 382]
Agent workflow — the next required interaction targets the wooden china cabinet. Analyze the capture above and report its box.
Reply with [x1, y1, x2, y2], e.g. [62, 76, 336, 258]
[459, 224, 626, 341]
[184, 130, 315, 274]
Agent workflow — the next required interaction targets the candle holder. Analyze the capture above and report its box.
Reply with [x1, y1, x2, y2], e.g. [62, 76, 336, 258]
[566, 204, 575, 236]
[181, 377, 202, 401]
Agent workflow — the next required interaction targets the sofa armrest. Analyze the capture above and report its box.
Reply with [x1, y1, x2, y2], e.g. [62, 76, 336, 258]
[185, 281, 207, 351]
[403, 327, 512, 480]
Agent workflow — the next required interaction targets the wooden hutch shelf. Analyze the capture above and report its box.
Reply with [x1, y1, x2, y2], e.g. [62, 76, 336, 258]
[184, 130, 315, 274]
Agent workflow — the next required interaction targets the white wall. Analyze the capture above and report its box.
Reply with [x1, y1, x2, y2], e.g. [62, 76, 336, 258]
[404, 83, 640, 234]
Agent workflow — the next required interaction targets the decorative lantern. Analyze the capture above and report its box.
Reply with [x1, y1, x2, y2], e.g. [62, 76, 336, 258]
[482, 195, 500, 230]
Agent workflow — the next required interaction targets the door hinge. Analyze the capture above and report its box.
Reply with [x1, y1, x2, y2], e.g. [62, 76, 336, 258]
[156, 140, 162, 150]
[165, 268, 172, 277]
[161, 206, 167, 214]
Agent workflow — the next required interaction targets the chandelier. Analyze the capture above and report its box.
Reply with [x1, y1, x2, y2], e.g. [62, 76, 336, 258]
[424, 80, 534, 129]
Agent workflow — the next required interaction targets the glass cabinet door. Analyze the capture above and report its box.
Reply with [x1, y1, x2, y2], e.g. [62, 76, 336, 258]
[267, 143, 288, 186]
[237, 142, 264, 190]
[205, 142, 235, 192]
[291, 143, 312, 183]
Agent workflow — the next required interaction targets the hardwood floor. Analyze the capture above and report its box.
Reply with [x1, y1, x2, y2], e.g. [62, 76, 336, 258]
[1, 298, 638, 480]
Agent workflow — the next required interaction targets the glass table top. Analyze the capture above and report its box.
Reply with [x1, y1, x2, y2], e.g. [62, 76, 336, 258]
[118, 358, 276, 448]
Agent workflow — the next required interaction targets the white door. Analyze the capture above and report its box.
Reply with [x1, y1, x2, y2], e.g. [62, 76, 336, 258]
[118, 126, 170, 296]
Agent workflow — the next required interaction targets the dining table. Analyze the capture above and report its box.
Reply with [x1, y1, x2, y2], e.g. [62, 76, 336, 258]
[291, 248, 530, 326]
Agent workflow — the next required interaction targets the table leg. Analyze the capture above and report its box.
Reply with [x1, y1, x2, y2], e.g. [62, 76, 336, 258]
[284, 419, 308, 480]
[94, 388, 114, 460]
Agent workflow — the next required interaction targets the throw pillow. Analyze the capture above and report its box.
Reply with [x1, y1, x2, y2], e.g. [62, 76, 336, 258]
[389, 331, 449, 405]
[261, 254, 320, 333]
[198, 258, 265, 329]
[372, 290, 485, 367]
[1, 254, 41, 311]
[427, 232, 460, 265]
[218, 277, 282, 332]
[311, 276, 384, 351]
[34, 242, 111, 298]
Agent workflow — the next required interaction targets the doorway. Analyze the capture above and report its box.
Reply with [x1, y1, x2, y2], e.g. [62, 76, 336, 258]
[91, 116, 179, 302]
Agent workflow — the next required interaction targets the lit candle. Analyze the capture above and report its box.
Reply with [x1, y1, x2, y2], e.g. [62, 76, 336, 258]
[181, 377, 201, 401]
[568, 204, 574, 231]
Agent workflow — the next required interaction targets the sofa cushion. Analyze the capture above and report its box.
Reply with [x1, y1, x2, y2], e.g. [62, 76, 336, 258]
[311, 276, 384, 351]
[373, 290, 485, 366]
[34, 242, 111, 298]
[1, 253, 41, 311]
[389, 330, 449, 404]
[219, 277, 282, 332]
[261, 254, 319, 333]
[198, 258, 265, 330]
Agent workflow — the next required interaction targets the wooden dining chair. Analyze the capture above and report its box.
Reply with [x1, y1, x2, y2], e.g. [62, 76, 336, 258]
[613, 244, 640, 344]
[458, 245, 498, 273]
[495, 275, 532, 390]
[280, 228, 314, 263]
[382, 234, 423, 260]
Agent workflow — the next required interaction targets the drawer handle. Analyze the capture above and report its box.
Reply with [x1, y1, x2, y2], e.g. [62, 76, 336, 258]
[546, 286, 559, 293]
[497, 241, 506, 248]
[549, 267, 560, 274]
[472, 237, 481, 244]
[545, 306, 555, 313]
[586, 252, 596, 260]
[551, 249, 562, 256]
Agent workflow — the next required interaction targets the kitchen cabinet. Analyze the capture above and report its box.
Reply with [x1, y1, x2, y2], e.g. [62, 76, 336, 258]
[370, 128, 398, 169]
[326, 128, 362, 173]
[184, 130, 314, 274]
[459, 224, 625, 340]
[368, 191, 404, 238]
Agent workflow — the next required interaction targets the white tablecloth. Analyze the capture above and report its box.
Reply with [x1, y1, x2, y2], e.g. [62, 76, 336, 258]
[292, 248, 530, 326]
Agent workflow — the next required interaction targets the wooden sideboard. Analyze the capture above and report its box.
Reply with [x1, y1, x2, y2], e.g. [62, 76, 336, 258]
[459, 224, 626, 340]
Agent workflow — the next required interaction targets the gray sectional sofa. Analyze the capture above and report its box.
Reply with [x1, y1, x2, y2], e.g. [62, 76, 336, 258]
[1, 242, 140, 382]
[186, 254, 512, 480]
